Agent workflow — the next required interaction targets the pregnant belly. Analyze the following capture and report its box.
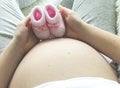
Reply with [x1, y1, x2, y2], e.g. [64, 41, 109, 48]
[9, 38, 117, 88]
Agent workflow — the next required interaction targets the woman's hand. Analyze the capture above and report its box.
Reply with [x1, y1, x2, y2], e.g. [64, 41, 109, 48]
[59, 6, 120, 65]
[14, 16, 39, 54]
[0, 16, 39, 88]
[59, 6, 85, 40]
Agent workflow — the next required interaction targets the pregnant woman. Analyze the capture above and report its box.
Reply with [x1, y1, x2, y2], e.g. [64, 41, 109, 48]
[0, 0, 120, 88]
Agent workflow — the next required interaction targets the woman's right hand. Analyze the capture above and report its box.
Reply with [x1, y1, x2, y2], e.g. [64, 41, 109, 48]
[14, 16, 39, 54]
[59, 5, 85, 40]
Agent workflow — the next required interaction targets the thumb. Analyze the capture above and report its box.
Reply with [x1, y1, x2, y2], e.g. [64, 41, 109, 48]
[58, 5, 71, 16]
[22, 15, 31, 26]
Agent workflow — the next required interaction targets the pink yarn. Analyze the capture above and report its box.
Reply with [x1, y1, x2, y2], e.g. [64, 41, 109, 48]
[30, 6, 50, 40]
[34, 9, 42, 21]
[30, 4, 65, 39]
[46, 6, 56, 18]
[44, 4, 65, 38]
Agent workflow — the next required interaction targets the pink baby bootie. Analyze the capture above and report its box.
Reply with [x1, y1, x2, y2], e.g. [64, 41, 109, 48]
[44, 4, 65, 37]
[30, 6, 50, 40]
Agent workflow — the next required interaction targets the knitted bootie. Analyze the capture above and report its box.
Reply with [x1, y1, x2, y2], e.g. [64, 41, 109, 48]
[30, 6, 50, 40]
[44, 4, 65, 37]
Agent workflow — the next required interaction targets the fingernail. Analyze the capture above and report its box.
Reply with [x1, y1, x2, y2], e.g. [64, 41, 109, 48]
[58, 5, 63, 8]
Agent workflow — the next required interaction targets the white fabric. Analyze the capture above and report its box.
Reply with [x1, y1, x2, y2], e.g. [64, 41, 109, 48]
[35, 77, 120, 88]
[72, 0, 116, 34]
[0, 0, 25, 53]
[116, 0, 120, 36]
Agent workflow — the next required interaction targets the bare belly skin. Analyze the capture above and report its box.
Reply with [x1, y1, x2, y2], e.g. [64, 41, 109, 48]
[9, 38, 117, 88]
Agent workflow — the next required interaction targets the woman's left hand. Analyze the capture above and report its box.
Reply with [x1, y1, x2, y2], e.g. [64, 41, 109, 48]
[14, 15, 39, 54]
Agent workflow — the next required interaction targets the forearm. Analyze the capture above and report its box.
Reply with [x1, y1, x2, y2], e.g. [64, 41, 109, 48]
[0, 38, 26, 88]
[79, 22, 120, 64]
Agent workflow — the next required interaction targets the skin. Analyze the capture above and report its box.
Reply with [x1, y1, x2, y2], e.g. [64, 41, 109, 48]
[0, 16, 39, 88]
[9, 38, 118, 88]
[0, 5, 120, 88]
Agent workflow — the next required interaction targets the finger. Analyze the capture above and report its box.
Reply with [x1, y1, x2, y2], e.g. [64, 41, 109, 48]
[58, 5, 72, 16]
[22, 15, 31, 26]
